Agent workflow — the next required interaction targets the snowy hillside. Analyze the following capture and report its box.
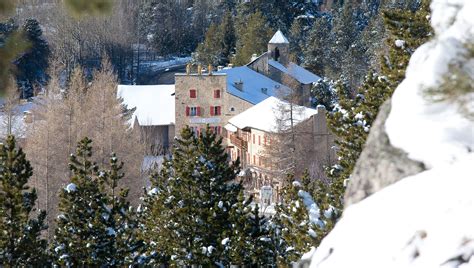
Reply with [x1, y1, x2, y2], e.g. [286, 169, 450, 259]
[310, 0, 474, 267]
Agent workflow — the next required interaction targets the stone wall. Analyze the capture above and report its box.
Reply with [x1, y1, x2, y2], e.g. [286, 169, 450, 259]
[175, 73, 252, 137]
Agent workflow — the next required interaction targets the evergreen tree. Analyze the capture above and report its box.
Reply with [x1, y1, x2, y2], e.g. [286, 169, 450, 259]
[270, 173, 321, 265]
[311, 78, 337, 110]
[99, 153, 144, 265]
[52, 138, 142, 266]
[194, 12, 236, 67]
[233, 11, 273, 66]
[141, 126, 243, 266]
[382, 0, 432, 87]
[224, 194, 274, 266]
[0, 135, 48, 266]
[15, 19, 50, 98]
[304, 15, 332, 77]
[320, 0, 433, 230]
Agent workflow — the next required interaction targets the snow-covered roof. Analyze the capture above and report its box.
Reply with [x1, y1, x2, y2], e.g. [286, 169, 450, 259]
[218, 66, 290, 105]
[117, 85, 175, 127]
[269, 30, 289, 44]
[227, 96, 318, 133]
[269, 60, 321, 85]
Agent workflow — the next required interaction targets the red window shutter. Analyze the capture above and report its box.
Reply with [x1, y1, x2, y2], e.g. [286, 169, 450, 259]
[210, 106, 214, 116]
[264, 136, 267, 145]
[258, 136, 261, 145]
[190, 89, 196, 98]
[214, 90, 221, 98]
[253, 155, 256, 164]
[218, 126, 221, 134]
[217, 106, 221, 115]
[197, 106, 201, 116]
[186, 106, 190, 116]
[253, 134, 255, 144]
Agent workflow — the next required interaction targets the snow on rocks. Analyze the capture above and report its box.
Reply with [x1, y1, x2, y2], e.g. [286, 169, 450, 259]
[65, 183, 77, 193]
[395, 39, 406, 48]
[312, 1, 474, 266]
[385, 0, 474, 168]
[310, 154, 474, 268]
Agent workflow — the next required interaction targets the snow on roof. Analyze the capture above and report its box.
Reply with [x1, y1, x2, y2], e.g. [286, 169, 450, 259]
[269, 60, 321, 85]
[228, 96, 317, 133]
[218, 66, 290, 105]
[269, 30, 289, 44]
[117, 85, 175, 127]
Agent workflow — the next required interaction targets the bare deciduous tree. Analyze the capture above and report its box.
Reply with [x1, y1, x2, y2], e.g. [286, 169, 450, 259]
[25, 59, 144, 236]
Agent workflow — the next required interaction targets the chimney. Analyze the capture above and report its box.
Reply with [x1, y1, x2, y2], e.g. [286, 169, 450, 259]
[227, 63, 233, 69]
[234, 80, 243, 91]
[186, 63, 191, 75]
[197, 64, 202, 75]
[217, 65, 224, 71]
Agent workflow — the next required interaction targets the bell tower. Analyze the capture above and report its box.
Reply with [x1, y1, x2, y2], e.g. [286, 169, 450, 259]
[268, 30, 290, 67]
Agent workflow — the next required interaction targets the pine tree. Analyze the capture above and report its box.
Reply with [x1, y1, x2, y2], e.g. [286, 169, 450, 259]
[224, 194, 274, 266]
[382, 0, 432, 87]
[15, 19, 50, 98]
[0, 135, 48, 266]
[304, 15, 332, 77]
[99, 153, 144, 266]
[320, 0, 433, 229]
[311, 78, 337, 110]
[233, 11, 273, 66]
[52, 138, 142, 266]
[271, 173, 321, 265]
[141, 126, 243, 266]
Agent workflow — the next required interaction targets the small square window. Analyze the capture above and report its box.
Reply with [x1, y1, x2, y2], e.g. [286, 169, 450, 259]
[190, 89, 197, 98]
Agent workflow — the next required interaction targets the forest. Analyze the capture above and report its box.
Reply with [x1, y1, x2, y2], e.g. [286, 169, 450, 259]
[1, 0, 472, 267]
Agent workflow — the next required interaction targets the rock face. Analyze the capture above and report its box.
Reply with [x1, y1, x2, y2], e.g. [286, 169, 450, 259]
[343, 99, 425, 207]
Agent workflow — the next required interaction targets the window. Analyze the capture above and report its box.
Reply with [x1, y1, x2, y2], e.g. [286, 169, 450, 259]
[258, 157, 261, 166]
[246, 153, 250, 163]
[190, 126, 199, 136]
[212, 126, 221, 135]
[214, 89, 221, 98]
[253, 155, 256, 165]
[230, 107, 235, 112]
[189, 89, 197, 98]
[258, 135, 261, 145]
[186, 106, 200, 116]
[264, 135, 267, 145]
[253, 134, 255, 144]
[210, 106, 221, 116]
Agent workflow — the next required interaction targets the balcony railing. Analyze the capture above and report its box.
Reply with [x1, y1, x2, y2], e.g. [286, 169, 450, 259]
[230, 134, 248, 151]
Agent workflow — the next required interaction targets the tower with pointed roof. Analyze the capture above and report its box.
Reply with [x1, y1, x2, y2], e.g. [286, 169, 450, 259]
[268, 30, 289, 67]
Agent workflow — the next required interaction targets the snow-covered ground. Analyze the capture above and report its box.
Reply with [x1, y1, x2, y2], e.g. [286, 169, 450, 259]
[140, 57, 191, 73]
[310, 0, 474, 267]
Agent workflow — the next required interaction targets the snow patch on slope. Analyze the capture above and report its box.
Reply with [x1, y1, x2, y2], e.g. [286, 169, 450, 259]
[385, 0, 474, 168]
[310, 154, 474, 268]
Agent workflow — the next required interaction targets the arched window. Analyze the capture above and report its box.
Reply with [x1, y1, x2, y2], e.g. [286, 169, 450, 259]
[274, 47, 280, 61]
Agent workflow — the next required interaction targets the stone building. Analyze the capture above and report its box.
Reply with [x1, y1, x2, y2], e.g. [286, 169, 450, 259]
[224, 97, 335, 202]
[247, 30, 321, 106]
[174, 66, 290, 137]
[117, 84, 175, 155]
